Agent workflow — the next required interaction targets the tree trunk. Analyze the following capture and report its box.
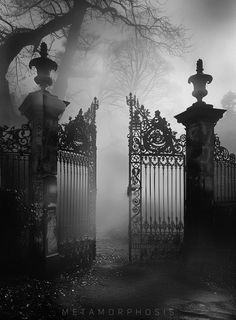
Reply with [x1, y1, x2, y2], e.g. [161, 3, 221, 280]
[0, 2, 88, 124]
[0, 76, 14, 125]
[53, 5, 87, 99]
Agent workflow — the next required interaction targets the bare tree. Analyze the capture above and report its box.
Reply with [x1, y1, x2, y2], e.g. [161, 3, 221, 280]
[0, 0, 186, 123]
[97, 37, 170, 107]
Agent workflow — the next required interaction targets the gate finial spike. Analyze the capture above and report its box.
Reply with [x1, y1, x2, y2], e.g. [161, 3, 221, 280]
[196, 59, 203, 73]
[126, 93, 136, 107]
[92, 97, 99, 110]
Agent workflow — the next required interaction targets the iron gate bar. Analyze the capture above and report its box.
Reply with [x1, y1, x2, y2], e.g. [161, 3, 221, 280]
[127, 93, 186, 262]
[57, 98, 98, 244]
[0, 123, 31, 205]
[149, 161, 152, 234]
[214, 134, 236, 203]
[154, 163, 156, 232]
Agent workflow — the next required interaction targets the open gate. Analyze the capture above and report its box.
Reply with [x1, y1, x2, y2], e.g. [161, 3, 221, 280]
[57, 98, 98, 262]
[127, 94, 186, 261]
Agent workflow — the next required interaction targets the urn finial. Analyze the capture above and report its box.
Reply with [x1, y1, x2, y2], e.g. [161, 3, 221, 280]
[29, 42, 57, 90]
[188, 59, 213, 103]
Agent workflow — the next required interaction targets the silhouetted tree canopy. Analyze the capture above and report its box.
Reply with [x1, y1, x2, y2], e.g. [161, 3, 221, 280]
[0, 0, 186, 123]
[97, 36, 170, 106]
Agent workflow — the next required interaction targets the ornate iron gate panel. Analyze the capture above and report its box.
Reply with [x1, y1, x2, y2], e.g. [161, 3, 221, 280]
[57, 98, 98, 244]
[0, 124, 31, 204]
[214, 135, 236, 203]
[127, 94, 185, 261]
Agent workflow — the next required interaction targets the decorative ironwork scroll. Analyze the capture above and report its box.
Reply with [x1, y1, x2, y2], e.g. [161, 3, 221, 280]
[214, 135, 236, 164]
[0, 123, 31, 204]
[0, 123, 31, 153]
[214, 135, 236, 202]
[57, 98, 99, 244]
[127, 93, 185, 262]
[58, 109, 90, 153]
[58, 97, 99, 156]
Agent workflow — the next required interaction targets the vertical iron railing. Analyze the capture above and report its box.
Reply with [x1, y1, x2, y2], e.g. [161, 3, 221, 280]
[214, 135, 236, 203]
[141, 155, 184, 238]
[0, 123, 31, 204]
[57, 151, 89, 242]
[0, 153, 30, 203]
[127, 93, 185, 261]
[57, 98, 98, 246]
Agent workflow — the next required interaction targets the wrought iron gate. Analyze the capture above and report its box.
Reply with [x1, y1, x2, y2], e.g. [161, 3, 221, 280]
[127, 94, 186, 261]
[0, 124, 31, 204]
[0, 98, 98, 265]
[214, 135, 236, 203]
[57, 98, 98, 246]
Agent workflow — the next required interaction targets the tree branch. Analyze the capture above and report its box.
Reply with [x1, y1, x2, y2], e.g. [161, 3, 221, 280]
[0, 4, 88, 75]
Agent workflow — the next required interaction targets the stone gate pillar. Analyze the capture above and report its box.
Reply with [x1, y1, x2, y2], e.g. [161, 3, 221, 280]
[175, 59, 225, 253]
[19, 43, 68, 264]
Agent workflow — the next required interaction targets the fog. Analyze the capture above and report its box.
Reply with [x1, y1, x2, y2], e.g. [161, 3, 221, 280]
[14, 1, 236, 238]
[90, 1, 236, 237]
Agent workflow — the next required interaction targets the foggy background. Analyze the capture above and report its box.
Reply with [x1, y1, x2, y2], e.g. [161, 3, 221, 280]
[12, 0, 236, 239]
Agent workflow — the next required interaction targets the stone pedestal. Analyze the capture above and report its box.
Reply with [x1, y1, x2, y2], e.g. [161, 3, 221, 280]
[175, 102, 225, 252]
[19, 90, 68, 262]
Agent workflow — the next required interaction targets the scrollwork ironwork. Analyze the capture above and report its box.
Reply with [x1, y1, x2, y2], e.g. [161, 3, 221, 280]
[0, 123, 31, 153]
[58, 98, 99, 156]
[214, 134, 236, 164]
[213, 134, 236, 202]
[140, 110, 185, 156]
[127, 93, 185, 262]
[58, 109, 89, 153]
[127, 93, 185, 157]
[58, 98, 99, 240]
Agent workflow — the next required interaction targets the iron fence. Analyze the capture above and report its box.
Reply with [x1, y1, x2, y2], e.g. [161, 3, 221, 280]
[57, 150, 89, 242]
[57, 99, 98, 246]
[127, 93, 185, 261]
[0, 123, 31, 204]
[214, 135, 236, 203]
[141, 155, 185, 236]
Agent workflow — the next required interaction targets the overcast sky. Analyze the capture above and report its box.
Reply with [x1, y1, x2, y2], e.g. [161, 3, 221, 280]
[20, 1, 236, 237]
[79, 0, 236, 236]
[165, 0, 236, 107]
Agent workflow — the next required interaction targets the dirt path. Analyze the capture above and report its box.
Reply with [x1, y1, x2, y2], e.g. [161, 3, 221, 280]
[56, 238, 236, 319]
[0, 237, 235, 319]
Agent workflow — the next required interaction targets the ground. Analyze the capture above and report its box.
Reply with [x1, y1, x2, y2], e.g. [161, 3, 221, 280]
[0, 237, 236, 320]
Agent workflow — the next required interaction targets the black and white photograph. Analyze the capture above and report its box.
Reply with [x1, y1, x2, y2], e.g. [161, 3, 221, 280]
[0, 0, 235, 319]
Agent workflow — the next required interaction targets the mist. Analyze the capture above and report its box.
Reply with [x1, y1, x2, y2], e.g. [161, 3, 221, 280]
[80, 0, 236, 238]
[5, 0, 236, 239]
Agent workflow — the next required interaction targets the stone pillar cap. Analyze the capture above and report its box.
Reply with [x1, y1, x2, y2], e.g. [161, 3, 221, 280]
[175, 104, 226, 127]
[19, 90, 69, 120]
